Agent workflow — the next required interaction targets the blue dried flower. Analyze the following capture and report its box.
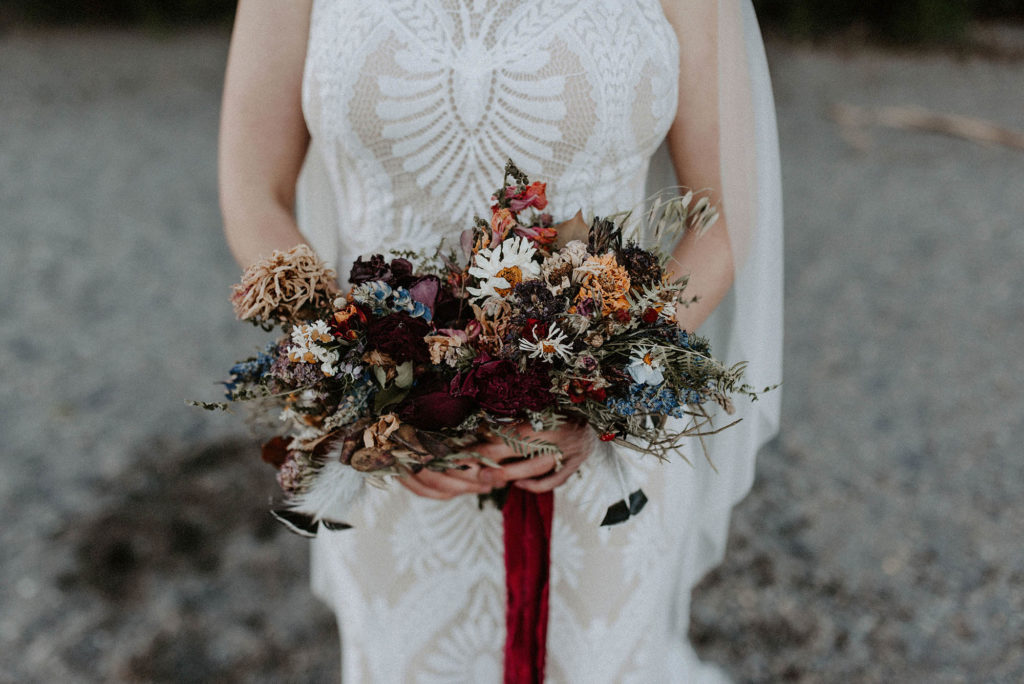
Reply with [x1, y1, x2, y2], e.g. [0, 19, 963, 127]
[673, 329, 710, 355]
[391, 287, 432, 322]
[224, 344, 277, 398]
[351, 281, 432, 321]
[351, 281, 394, 315]
[606, 382, 703, 419]
[330, 379, 373, 425]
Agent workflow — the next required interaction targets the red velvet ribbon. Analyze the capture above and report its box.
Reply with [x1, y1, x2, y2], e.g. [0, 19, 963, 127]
[502, 486, 554, 684]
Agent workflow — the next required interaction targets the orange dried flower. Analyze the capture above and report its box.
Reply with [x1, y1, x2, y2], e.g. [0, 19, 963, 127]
[575, 253, 631, 315]
[491, 208, 518, 244]
[332, 304, 367, 340]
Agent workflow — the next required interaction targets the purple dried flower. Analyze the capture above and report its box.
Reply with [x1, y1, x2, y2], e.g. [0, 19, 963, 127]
[616, 243, 662, 290]
[269, 346, 324, 387]
[510, 280, 564, 323]
[277, 454, 307, 493]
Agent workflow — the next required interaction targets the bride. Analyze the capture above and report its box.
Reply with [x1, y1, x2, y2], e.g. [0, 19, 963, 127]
[218, 0, 782, 680]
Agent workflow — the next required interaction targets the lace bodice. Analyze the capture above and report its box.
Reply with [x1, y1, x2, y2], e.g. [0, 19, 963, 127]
[299, 0, 677, 272]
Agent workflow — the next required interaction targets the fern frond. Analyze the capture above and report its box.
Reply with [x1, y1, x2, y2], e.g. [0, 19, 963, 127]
[490, 426, 561, 459]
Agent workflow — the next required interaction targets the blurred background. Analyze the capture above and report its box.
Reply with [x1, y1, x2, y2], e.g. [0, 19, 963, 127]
[1, 1, 1022, 681]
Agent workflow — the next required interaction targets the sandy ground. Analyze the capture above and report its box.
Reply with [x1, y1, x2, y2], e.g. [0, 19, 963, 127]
[1, 26, 1023, 683]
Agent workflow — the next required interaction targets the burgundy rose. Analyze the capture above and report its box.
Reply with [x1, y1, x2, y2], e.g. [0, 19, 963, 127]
[432, 290, 465, 327]
[365, 312, 431, 363]
[398, 391, 476, 429]
[452, 355, 553, 417]
[349, 254, 389, 285]
[397, 375, 476, 429]
[349, 255, 415, 286]
[388, 258, 414, 281]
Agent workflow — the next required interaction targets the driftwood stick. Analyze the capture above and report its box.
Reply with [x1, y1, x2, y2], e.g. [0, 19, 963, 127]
[832, 103, 1024, 151]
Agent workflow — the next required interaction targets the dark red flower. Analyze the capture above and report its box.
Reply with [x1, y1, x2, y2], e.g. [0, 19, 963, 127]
[566, 379, 607, 404]
[261, 436, 290, 469]
[452, 355, 553, 417]
[398, 390, 476, 429]
[522, 319, 548, 342]
[389, 258, 414, 281]
[349, 255, 415, 286]
[349, 254, 389, 285]
[642, 308, 659, 324]
[365, 312, 431, 363]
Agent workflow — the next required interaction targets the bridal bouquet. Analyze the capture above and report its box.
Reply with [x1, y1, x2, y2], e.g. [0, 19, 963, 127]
[195, 162, 762, 531]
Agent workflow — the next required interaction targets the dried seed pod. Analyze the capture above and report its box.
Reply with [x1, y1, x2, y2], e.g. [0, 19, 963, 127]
[338, 433, 361, 465]
[391, 424, 433, 463]
[350, 447, 397, 472]
[416, 431, 453, 460]
[337, 417, 373, 464]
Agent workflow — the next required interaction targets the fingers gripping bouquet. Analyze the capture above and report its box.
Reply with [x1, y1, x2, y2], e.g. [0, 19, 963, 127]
[197, 161, 764, 533]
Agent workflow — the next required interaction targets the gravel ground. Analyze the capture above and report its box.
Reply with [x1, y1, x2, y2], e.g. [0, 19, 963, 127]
[1, 26, 1022, 683]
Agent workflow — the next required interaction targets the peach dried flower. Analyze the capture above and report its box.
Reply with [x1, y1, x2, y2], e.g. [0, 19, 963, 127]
[231, 244, 339, 323]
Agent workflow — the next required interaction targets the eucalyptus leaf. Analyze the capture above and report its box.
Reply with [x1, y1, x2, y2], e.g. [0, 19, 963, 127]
[373, 385, 409, 412]
[395, 361, 414, 388]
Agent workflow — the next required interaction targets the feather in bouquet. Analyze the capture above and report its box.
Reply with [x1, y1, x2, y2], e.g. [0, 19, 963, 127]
[193, 161, 767, 533]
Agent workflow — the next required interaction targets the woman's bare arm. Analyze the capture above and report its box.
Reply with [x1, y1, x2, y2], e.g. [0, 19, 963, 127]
[660, 0, 736, 332]
[219, 0, 313, 269]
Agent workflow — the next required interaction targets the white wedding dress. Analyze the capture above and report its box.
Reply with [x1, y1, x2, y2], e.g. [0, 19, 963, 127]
[295, 1, 782, 681]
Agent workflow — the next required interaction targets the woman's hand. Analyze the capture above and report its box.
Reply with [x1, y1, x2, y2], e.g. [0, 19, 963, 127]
[474, 421, 596, 494]
[399, 457, 496, 501]
[399, 422, 594, 500]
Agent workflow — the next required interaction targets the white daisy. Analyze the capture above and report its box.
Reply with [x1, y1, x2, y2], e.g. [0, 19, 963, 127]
[318, 350, 340, 377]
[288, 321, 340, 376]
[307, 319, 333, 343]
[626, 347, 665, 385]
[518, 324, 573, 363]
[466, 236, 540, 301]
